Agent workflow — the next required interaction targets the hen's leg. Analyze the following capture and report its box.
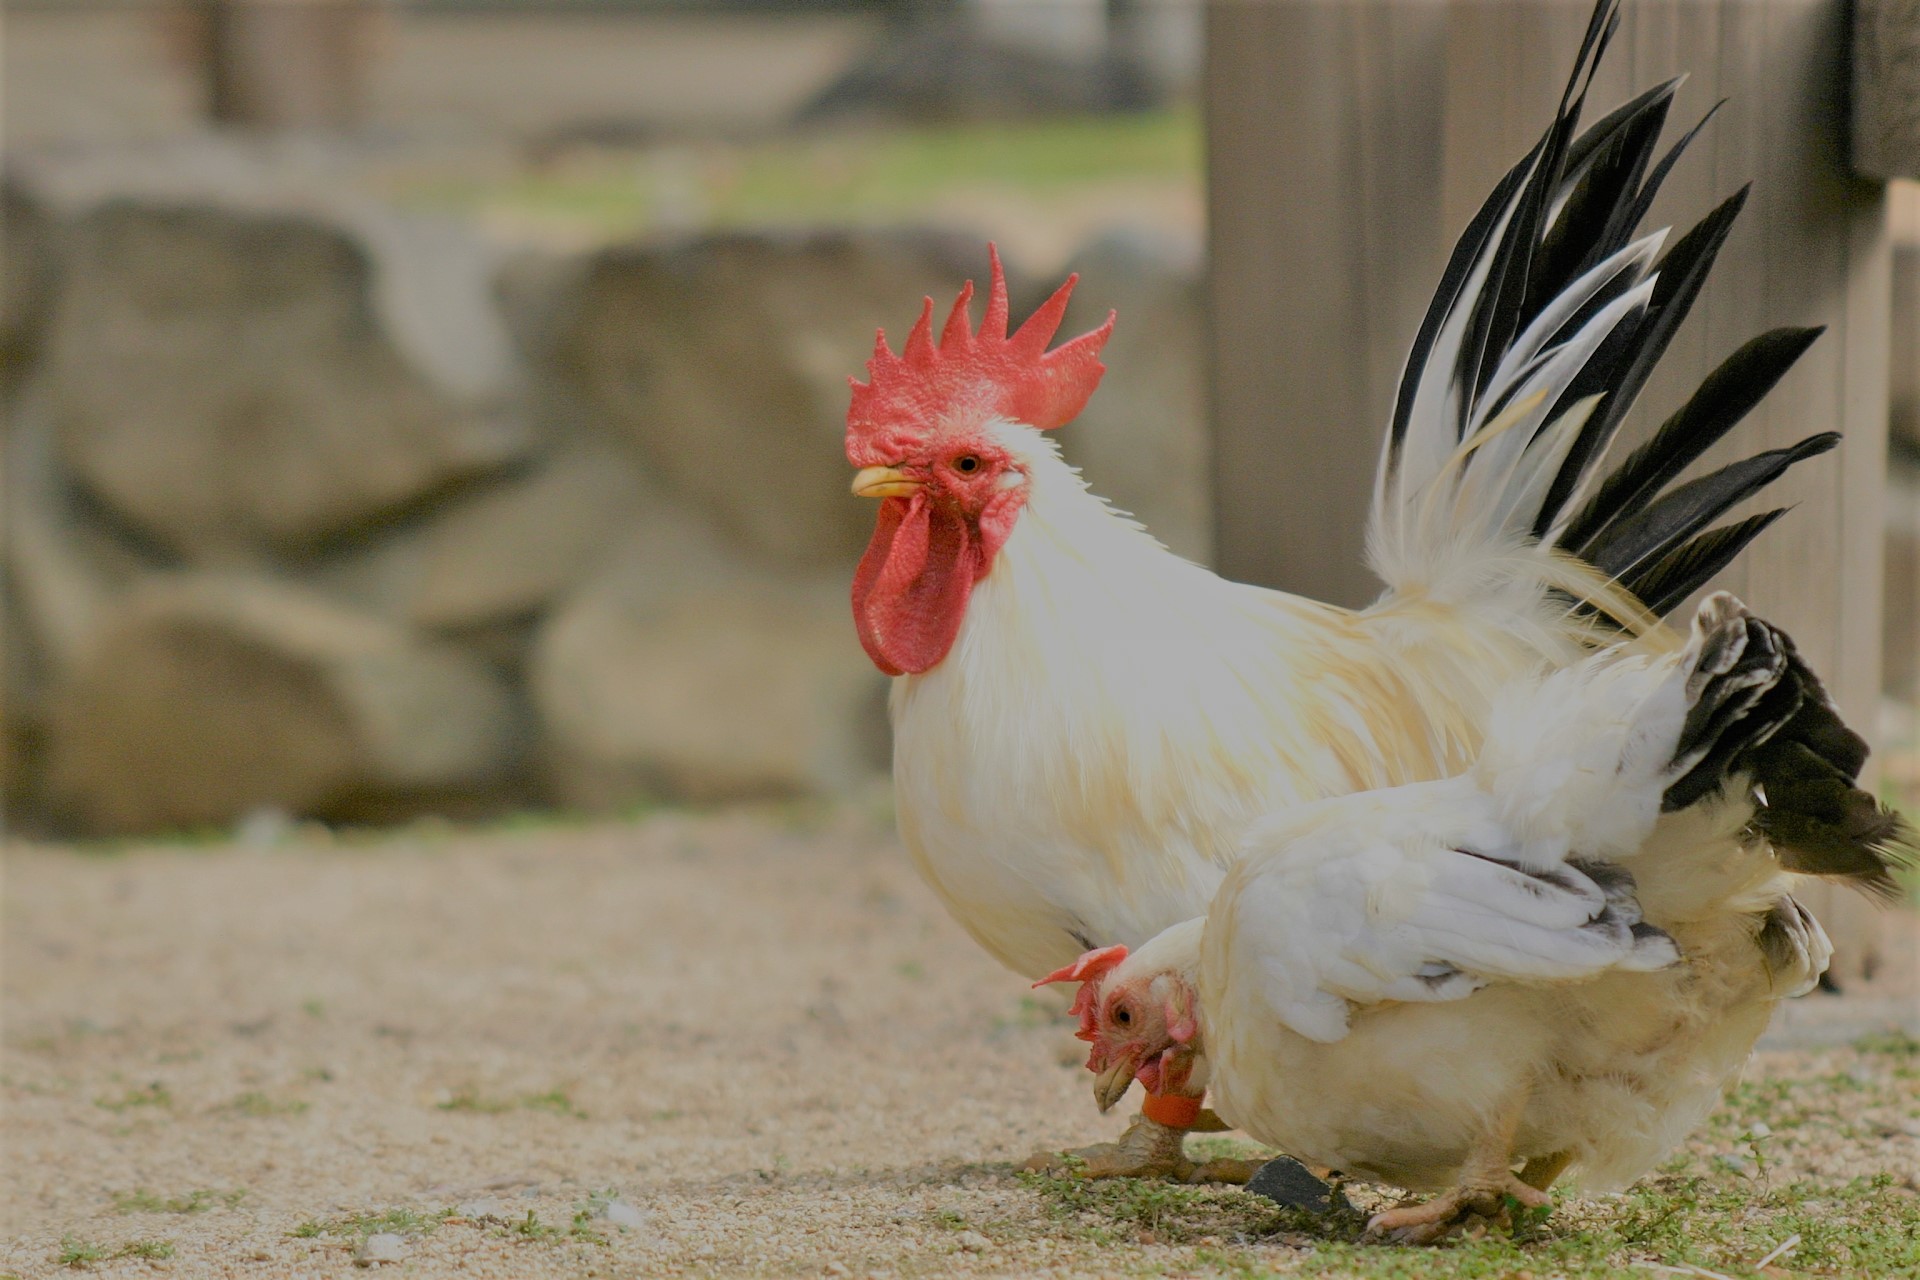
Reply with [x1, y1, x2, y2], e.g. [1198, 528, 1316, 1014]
[1518, 1150, 1573, 1192]
[1364, 1096, 1549, 1245]
[1022, 1112, 1263, 1184]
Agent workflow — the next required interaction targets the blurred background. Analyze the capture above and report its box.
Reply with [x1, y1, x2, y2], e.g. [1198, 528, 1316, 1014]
[1, 0, 1916, 856]
[0, 0, 1213, 838]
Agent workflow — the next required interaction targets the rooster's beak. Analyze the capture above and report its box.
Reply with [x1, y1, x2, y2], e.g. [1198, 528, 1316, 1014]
[1093, 1058, 1136, 1113]
[852, 466, 922, 499]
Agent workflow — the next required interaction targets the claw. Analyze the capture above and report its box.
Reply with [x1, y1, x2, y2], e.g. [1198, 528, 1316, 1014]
[1021, 1114, 1253, 1183]
[1363, 1175, 1552, 1245]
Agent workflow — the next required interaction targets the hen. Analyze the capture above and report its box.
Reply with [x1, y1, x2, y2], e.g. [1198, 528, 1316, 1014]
[847, 0, 1841, 1178]
[1047, 592, 1912, 1241]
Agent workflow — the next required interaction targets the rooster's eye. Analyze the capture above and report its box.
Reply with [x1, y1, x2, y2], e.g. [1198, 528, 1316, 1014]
[1113, 1006, 1132, 1027]
[954, 455, 981, 474]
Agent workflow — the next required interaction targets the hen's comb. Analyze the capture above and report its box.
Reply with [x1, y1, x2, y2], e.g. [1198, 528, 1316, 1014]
[1033, 943, 1127, 1044]
[845, 244, 1115, 465]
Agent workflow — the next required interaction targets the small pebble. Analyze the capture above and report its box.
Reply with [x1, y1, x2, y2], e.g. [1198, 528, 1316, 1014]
[954, 1230, 992, 1252]
[823, 1263, 851, 1277]
[354, 1233, 407, 1266]
[596, 1198, 651, 1230]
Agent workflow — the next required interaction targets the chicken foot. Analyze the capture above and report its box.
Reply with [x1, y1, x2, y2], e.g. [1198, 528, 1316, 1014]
[1364, 1096, 1552, 1245]
[1021, 1112, 1262, 1184]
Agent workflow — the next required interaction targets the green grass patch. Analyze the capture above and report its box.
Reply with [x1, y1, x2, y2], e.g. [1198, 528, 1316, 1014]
[387, 109, 1199, 238]
[1019, 1168, 1295, 1246]
[113, 1187, 243, 1214]
[289, 1206, 452, 1240]
[437, 1087, 586, 1118]
[224, 1089, 310, 1117]
[1019, 1169, 1920, 1278]
[92, 1082, 170, 1112]
[1855, 1027, 1920, 1058]
[56, 1238, 174, 1268]
[500, 1208, 607, 1246]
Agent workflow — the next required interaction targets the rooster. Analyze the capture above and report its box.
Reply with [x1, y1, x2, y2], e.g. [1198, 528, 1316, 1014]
[847, 0, 1845, 1179]
[1044, 592, 1912, 1241]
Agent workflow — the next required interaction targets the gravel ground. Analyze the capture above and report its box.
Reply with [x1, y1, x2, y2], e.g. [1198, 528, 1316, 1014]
[4, 810, 1918, 1279]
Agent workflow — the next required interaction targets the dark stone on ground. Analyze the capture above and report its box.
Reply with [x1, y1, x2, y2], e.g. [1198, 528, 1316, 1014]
[1245, 1156, 1338, 1213]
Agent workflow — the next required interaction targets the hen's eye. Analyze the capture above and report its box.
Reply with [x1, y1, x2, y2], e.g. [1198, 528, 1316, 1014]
[954, 455, 981, 474]
[1113, 1006, 1132, 1027]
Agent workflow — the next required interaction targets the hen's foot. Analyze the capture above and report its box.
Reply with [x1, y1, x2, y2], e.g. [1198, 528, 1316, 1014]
[1364, 1174, 1551, 1246]
[1021, 1116, 1262, 1184]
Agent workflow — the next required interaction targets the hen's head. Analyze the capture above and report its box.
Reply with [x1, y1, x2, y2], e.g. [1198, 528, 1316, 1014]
[846, 244, 1114, 677]
[1033, 932, 1203, 1114]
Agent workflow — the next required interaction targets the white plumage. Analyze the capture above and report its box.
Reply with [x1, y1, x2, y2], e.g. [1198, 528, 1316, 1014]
[847, 0, 1869, 1185]
[1067, 596, 1897, 1236]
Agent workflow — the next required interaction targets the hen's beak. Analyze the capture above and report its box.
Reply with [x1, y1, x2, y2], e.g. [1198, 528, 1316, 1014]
[1093, 1058, 1136, 1113]
[852, 466, 922, 499]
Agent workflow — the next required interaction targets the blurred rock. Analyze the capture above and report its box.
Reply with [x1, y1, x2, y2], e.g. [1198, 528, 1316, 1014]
[798, 9, 1163, 125]
[40, 200, 529, 559]
[1052, 230, 1211, 564]
[531, 543, 887, 805]
[46, 573, 518, 834]
[354, 1233, 407, 1266]
[2, 575, 50, 824]
[593, 1198, 650, 1230]
[541, 228, 988, 569]
[1, 180, 58, 395]
[316, 437, 646, 632]
[1, 392, 153, 678]
[1, 394, 150, 829]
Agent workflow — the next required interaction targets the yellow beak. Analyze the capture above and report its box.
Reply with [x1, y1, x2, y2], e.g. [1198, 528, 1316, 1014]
[851, 466, 923, 499]
[1093, 1058, 1136, 1114]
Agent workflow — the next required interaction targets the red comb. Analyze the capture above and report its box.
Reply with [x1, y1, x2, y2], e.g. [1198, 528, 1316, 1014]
[846, 244, 1115, 465]
[1034, 944, 1128, 1044]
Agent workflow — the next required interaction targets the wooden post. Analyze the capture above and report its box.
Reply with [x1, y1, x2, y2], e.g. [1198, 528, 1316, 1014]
[1204, 1, 1449, 608]
[1205, 0, 1900, 985]
[188, 0, 379, 129]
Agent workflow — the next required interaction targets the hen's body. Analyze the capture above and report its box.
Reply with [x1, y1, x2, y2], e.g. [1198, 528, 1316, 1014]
[1202, 801, 1775, 1193]
[1075, 598, 1906, 1231]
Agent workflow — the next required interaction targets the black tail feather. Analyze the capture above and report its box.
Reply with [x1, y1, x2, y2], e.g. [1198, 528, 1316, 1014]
[1560, 326, 1826, 553]
[1586, 433, 1839, 585]
[1625, 509, 1787, 618]
[1661, 596, 1917, 901]
[1377, 0, 1832, 626]
[1532, 184, 1753, 537]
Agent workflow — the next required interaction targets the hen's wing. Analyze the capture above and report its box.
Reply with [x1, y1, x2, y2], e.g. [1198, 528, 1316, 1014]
[1225, 791, 1675, 1045]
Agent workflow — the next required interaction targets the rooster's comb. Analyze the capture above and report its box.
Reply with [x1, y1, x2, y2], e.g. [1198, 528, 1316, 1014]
[846, 244, 1114, 464]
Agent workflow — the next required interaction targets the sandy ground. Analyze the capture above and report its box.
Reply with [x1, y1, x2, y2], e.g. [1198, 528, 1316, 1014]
[4, 811, 1918, 1279]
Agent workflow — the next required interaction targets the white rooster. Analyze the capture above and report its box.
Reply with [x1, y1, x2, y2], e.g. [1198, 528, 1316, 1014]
[846, 0, 1844, 1178]
[1045, 592, 1912, 1240]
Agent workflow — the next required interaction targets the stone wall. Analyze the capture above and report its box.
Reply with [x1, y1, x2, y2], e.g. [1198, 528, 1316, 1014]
[0, 174, 1208, 836]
